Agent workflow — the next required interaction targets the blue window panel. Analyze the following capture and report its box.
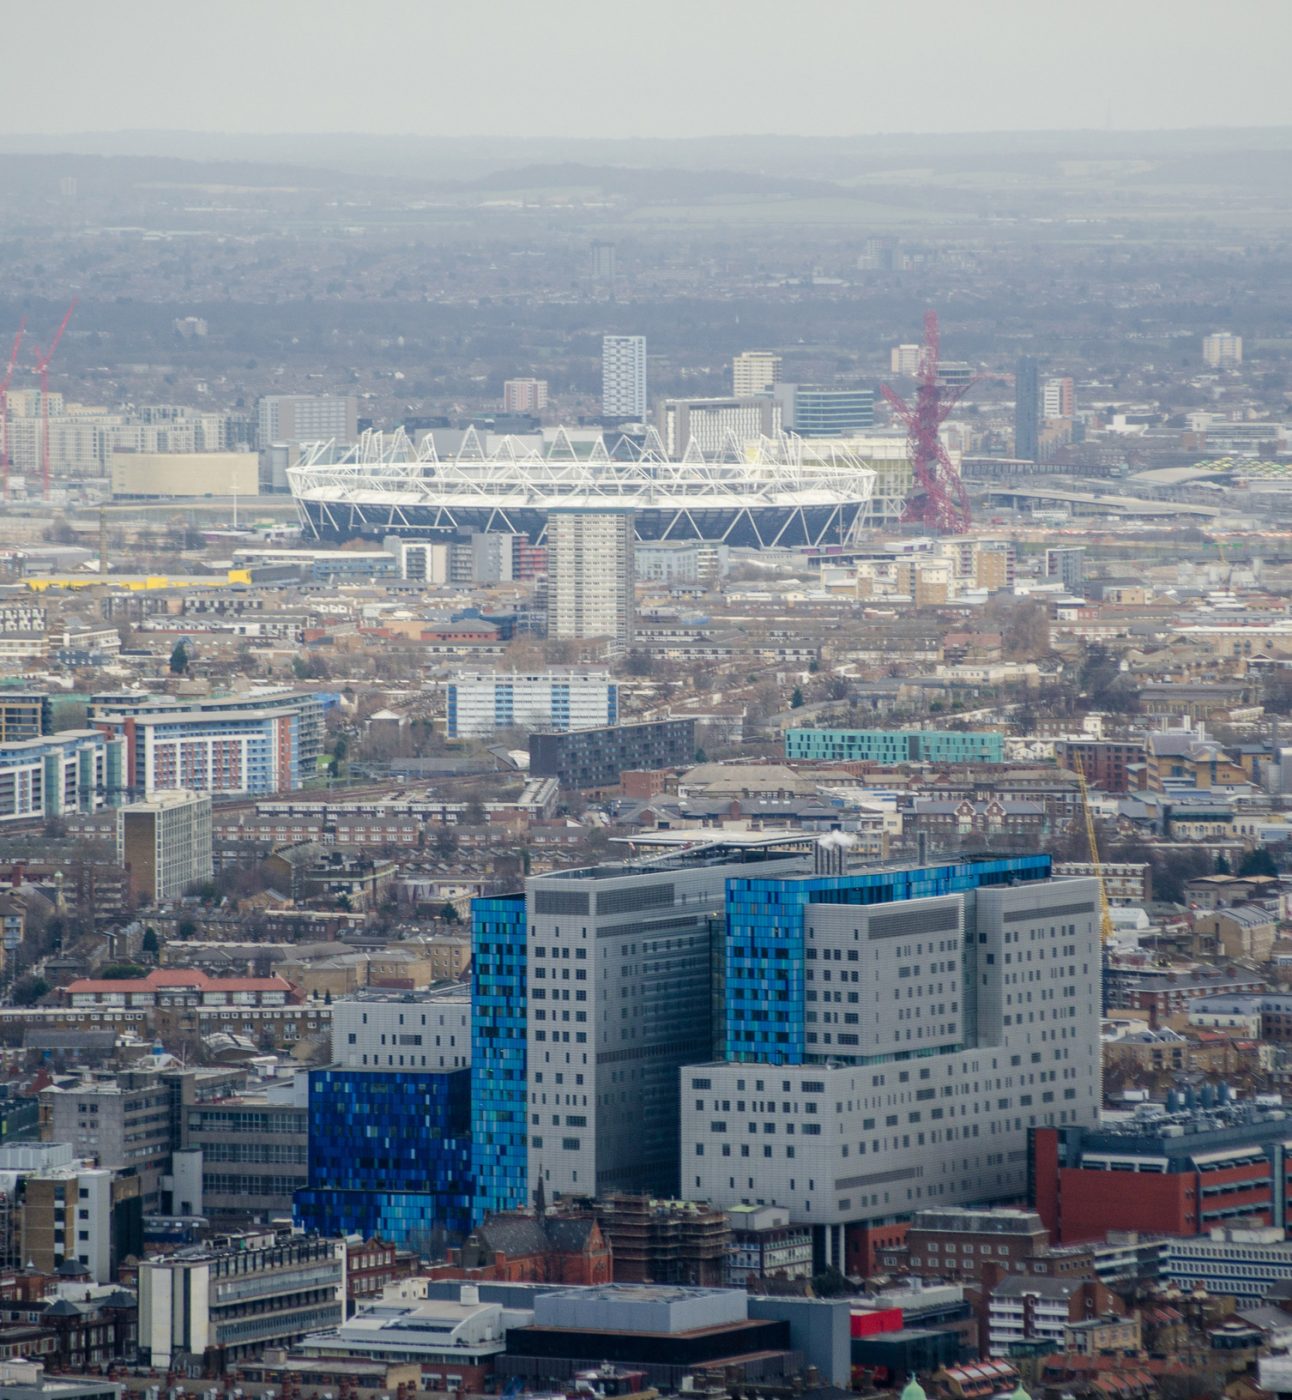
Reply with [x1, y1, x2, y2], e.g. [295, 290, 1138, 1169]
[470, 893, 528, 1223]
[294, 1067, 472, 1248]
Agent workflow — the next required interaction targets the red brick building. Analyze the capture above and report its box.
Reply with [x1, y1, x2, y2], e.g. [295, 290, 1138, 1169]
[1055, 739, 1146, 794]
[1032, 1115, 1285, 1244]
[343, 1238, 417, 1301]
[845, 1220, 909, 1276]
[427, 1212, 611, 1285]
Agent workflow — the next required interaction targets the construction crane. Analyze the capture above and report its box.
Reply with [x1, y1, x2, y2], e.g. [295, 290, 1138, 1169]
[0, 318, 26, 501]
[30, 301, 76, 498]
[1072, 756, 1115, 944]
[1214, 534, 1235, 589]
[880, 309, 973, 534]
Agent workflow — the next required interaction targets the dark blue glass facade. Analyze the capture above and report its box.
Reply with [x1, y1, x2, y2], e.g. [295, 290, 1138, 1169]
[724, 854, 1051, 1065]
[294, 1067, 473, 1244]
[470, 892, 528, 1223]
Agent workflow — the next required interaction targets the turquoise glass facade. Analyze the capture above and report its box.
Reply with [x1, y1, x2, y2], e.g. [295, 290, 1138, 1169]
[470, 892, 528, 1222]
[294, 1067, 473, 1244]
[785, 728, 1004, 764]
[724, 854, 1050, 1065]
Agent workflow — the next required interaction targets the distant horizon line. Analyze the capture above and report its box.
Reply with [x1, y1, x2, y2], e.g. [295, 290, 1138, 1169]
[2, 122, 1292, 143]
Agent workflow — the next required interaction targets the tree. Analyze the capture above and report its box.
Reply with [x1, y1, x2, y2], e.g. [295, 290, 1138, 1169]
[169, 641, 189, 674]
[1214, 853, 1231, 875]
[1239, 846, 1279, 878]
[11, 976, 49, 1007]
[177, 918, 198, 939]
[811, 1265, 851, 1298]
[622, 649, 656, 678]
[98, 963, 148, 980]
[433, 826, 459, 860]
[439, 902, 461, 924]
[987, 596, 1050, 661]
[790, 687, 805, 709]
[141, 927, 160, 957]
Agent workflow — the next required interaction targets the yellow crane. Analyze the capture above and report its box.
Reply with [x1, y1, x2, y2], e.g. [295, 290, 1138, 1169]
[1072, 757, 1115, 945]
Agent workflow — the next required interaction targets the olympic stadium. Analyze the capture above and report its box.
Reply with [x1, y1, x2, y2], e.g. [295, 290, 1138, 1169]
[288, 426, 878, 548]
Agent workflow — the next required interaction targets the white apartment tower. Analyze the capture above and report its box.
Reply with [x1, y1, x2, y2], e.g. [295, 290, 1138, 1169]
[1042, 377, 1075, 419]
[732, 351, 782, 398]
[503, 379, 549, 413]
[545, 509, 634, 652]
[1202, 332, 1243, 369]
[117, 790, 214, 903]
[601, 336, 647, 420]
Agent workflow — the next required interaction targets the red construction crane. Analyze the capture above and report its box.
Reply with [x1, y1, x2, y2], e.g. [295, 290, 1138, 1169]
[31, 300, 77, 498]
[0, 318, 27, 501]
[881, 309, 973, 534]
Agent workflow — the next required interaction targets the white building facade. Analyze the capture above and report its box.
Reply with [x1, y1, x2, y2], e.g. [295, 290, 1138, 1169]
[331, 989, 471, 1071]
[545, 509, 634, 652]
[445, 672, 618, 739]
[681, 877, 1103, 1265]
[117, 790, 214, 903]
[732, 352, 782, 398]
[656, 397, 782, 456]
[602, 336, 647, 420]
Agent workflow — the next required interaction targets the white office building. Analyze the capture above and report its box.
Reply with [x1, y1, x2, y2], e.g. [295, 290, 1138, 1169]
[257, 395, 358, 450]
[655, 397, 782, 456]
[1165, 1227, 1292, 1302]
[446, 672, 618, 739]
[602, 336, 647, 420]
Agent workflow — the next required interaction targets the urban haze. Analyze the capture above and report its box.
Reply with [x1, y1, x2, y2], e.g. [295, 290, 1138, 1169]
[0, 6, 1291, 1400]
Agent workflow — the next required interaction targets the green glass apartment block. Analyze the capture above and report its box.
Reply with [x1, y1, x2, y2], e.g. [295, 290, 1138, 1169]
[785, 728, 1004, 765]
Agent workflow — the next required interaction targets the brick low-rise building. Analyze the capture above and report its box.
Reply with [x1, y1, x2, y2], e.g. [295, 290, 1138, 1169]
[428, 1213, 612, 1286]
[889, 1208, 1051, 1283]
[1055, 739, 1146, 794]
[64, 969, 294, 1012]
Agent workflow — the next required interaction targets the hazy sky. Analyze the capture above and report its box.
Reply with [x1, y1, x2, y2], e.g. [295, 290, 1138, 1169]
[9, 0, 1292, 140]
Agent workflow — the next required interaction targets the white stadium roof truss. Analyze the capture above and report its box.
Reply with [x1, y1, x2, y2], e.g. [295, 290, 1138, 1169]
[289, 427, 877, 546]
